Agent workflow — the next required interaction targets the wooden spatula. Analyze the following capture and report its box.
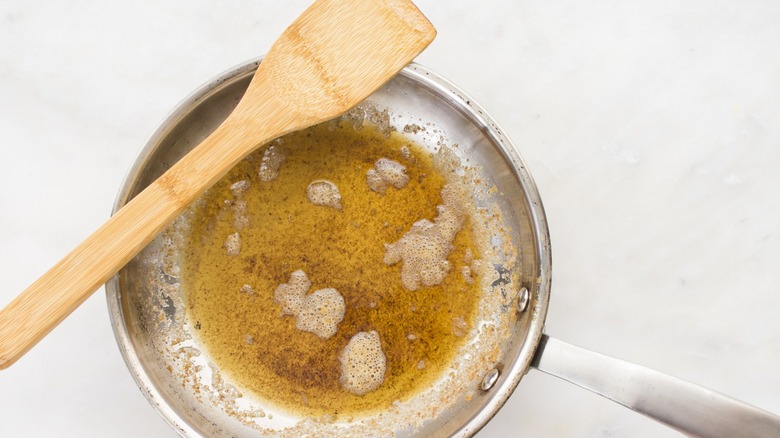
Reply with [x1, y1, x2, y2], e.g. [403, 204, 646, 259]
[0, 0, 435, 369]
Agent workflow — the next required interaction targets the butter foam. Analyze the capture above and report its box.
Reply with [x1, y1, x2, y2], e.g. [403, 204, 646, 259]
[339, 331, 387, 395]
[273, 270, 345, 340]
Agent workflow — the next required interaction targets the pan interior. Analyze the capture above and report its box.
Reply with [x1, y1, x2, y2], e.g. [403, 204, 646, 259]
[107, 61, 550, 437]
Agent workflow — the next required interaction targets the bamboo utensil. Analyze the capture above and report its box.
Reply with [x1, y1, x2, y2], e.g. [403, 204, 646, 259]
[0, 0, 435, 369]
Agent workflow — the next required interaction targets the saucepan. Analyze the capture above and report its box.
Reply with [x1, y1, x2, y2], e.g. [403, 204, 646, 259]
[107, 58, 780, 437]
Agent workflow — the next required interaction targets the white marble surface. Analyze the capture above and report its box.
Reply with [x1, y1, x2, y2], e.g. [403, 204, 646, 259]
[1, 1, 779, 436]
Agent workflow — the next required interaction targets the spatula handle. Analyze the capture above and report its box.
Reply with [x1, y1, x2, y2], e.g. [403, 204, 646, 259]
[0, 115, 275, 369]
[0, 182, 181, 369]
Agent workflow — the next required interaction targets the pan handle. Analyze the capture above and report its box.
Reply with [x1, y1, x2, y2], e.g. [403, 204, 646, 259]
[531, 334, 780, 438]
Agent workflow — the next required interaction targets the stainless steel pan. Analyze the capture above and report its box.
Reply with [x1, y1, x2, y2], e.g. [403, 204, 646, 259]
[107, 59, 780, 437]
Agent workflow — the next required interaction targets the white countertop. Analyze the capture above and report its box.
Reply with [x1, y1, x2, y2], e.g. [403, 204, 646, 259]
[1, 1, 779, 436]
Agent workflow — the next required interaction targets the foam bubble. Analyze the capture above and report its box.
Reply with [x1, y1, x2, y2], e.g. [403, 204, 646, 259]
[258, 144, 286, 182]
[339, 331, 387, 395]
[461, 248, 478, 284]
[306, 180, 342, 210]
[274, 270, 311, 316]
[230, 180, 251, 197]
[461, 265, 474, 284]
[273, 270, 345, 340]
[384, 184, 466, 290]
[295, 288, 346, 339]
[367, 158, 409, 194]
[232, 199, 251, 231]
[463, 248, 474, 265]
[229, 180, 252, 230]
[224, 232, 241, 256]
[451, 316, 469, 338]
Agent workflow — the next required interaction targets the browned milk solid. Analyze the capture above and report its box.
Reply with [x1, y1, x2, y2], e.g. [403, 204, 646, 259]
[183, 121, 482, 418]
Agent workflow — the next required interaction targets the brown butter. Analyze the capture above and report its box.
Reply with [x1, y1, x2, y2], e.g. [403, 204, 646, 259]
[183, 121, 481, 418]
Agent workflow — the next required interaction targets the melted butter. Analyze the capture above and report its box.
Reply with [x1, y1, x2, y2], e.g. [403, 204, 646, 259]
[183, 121, 481, 418]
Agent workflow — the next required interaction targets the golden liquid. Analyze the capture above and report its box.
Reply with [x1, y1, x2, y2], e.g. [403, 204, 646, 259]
[183, 121, 481, 417]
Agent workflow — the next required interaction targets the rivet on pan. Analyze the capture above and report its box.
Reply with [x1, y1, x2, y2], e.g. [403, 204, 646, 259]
[517, 287, 530, 313]
[480, 368, 500, 391]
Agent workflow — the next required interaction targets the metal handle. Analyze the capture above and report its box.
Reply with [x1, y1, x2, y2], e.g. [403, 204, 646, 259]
[531, 334, 780, 437]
